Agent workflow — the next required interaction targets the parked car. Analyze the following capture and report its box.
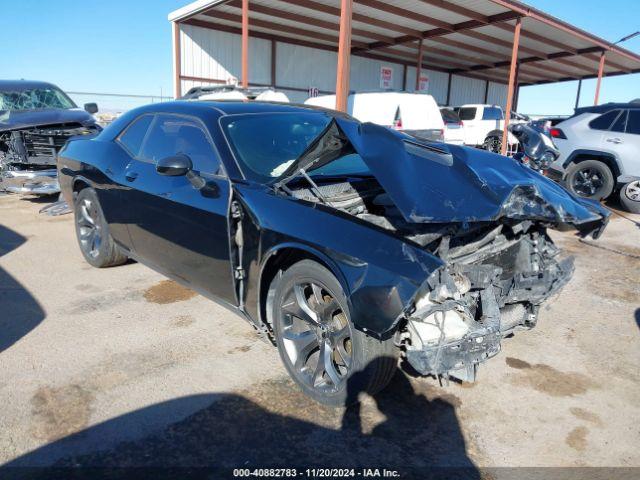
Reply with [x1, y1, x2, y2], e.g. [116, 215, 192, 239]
[305, 92, 445, 142]
[530, 116, 568, 137]
[439, 108, 465, 145]
[547, 103, 640, 213]
[453, 104, 526, 152]
[182, 84, 290, 103]
[0, 80, 101, 195]
[58, 101, 609, 406]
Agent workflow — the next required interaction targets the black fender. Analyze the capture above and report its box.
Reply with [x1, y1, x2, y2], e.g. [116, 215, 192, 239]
[234, 183, 445, 339]
[562, 149, 621, 178]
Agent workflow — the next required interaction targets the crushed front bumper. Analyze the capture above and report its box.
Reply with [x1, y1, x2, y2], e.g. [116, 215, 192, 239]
[0, 169, 60, 195]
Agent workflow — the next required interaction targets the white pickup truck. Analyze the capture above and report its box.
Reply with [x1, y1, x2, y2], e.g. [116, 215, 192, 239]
[454, 104, 528, 152]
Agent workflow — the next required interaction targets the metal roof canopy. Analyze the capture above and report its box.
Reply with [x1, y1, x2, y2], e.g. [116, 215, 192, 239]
[169, 0, 640, 154]
[169, 0, 640, 87]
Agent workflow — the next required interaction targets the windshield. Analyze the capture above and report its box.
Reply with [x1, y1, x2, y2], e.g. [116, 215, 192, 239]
[0, 87, 76, 112]
[222, 112, 366, 183]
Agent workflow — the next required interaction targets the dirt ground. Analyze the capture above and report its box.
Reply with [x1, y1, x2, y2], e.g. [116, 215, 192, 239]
[0, 193, 639, 477]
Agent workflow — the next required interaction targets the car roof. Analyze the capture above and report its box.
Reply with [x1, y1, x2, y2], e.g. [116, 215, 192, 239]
[574, 101, 640, 116]
[0, 79, 61, 91]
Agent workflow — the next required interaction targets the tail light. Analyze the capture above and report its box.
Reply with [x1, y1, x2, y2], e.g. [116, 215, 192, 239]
[393, 117, 403, 130]
[550, 128, 566, 139]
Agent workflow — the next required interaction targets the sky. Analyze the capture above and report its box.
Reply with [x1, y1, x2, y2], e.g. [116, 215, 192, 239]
[2, 0, 639, 115]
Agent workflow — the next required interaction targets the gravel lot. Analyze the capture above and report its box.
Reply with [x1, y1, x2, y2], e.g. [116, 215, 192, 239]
[1, 193, 639, 476]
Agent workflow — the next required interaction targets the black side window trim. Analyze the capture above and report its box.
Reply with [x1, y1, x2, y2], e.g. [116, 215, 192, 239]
[118, 112, 227, 178]
[116, 113, 155, 159]
[588, 109, 622, 131]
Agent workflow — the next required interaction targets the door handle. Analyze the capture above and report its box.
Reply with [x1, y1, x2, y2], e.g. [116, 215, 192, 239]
[125, 171, 139, 182]
[606, 138, 622, 144]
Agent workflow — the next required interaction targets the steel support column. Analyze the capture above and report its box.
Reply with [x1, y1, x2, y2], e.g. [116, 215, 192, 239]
[415, 39, 424, 91]
[445, 73, 452, 106]
[173, 22, 181, 98]
[241, 0, 249, 88]
[501, 17, 521, 156]
[271, 40, 277, 87]
[594, 52, 606, 105]
[335, 0, 353, 112]
[575, 78, 582, 109]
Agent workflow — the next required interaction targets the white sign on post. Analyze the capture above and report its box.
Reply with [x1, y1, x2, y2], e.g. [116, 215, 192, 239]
[418, 74, 429, 92]
[380, 66, 394, 89]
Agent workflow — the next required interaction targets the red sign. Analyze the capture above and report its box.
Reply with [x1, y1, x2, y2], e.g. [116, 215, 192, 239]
[380, 66, 394, 89]
[418, 74, 429, 91]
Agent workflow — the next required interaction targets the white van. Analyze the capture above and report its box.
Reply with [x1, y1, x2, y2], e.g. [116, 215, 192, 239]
[305, 92, 445, 142]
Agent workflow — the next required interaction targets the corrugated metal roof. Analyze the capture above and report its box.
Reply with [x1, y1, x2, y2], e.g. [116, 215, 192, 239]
[169, 0, 640, 85]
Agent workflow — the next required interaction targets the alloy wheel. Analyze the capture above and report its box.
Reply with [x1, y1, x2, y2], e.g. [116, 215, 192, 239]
[624, 181, 640, 202]
[572, 167, 604, 197]
[278, 281, 353, 393]
[76, 197, 102, 259]
[485, 136, 502, 153]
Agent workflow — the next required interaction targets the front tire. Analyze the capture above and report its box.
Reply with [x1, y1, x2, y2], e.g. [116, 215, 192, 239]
[565, 160, 614, 200]
[74, 188, 128, 268]
[272, 260, 397, 407]
[619, 180, 640, 214]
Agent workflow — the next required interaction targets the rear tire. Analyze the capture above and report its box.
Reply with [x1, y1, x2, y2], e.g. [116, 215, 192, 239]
[272, 259, 397, 407]
[483, 135, 502, 153]
[74, 188, 128, 268]
[619, 180, 640, 214]
[565, 160, 614, 200]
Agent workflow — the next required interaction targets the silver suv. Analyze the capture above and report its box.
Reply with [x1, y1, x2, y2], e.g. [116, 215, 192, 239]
[548, 104, 640, 213]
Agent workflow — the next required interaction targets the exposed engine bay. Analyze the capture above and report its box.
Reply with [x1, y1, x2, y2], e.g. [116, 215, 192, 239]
[0, 123, 99, 194]
[288, 177, 574, 382]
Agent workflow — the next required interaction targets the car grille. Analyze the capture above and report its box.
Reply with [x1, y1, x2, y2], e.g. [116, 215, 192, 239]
[21, 124, 99, 159]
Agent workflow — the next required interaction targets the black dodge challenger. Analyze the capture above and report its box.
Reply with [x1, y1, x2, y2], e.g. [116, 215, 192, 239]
[58, 100, 609, 406]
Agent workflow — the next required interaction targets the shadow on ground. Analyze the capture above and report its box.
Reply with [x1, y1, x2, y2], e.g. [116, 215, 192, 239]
[3, 363, 478, 479]
[0, 224, 46, 353]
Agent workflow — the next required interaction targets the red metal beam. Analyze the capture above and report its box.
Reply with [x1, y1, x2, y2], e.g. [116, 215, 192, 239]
[173, 22, 182, 98]
[241, 0, 249, 88]
[415, 39, 424, 90]
[594, 52, 606, 105]
[502, 17, 521, 156]
[336, 0, 353, 112]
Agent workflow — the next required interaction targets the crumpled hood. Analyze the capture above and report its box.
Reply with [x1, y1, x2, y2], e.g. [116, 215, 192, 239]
[0, 108, 97, 131]
[336, 119, 609, 237]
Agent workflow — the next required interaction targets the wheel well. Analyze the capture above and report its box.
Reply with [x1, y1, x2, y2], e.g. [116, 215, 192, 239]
[567, 153, 620, 178]
[72, 179, 91, 196]
[485, 129, 503, 140]
[258, 248, 335, 331]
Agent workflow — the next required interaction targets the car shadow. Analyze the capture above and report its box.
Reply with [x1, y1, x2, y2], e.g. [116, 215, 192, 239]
[0, 225, 46, 353]
[2, 359, 479, 479]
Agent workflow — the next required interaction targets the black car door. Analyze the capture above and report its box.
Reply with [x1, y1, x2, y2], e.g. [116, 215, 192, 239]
[119, 113, 235, 304]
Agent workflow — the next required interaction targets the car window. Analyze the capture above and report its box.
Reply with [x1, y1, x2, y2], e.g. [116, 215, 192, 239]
[457, 107, 477, 121]
[440, 109, 460, 124]
[140, 114, 221, 174]
[118, 115, 153, 157]
[589, 110, 621, 131]
[626, 110, 640, 135]
[221, 112, 332, 183]
[610, 110, 628, 133]
[482, 107, 504, 121]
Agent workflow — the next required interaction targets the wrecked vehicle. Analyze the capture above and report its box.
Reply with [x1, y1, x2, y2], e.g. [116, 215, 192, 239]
[0, 80, 101, 195]
[57, 101, 609, 406]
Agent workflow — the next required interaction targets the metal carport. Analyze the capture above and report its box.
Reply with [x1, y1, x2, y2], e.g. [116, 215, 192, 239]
[169, 0, 640, 153]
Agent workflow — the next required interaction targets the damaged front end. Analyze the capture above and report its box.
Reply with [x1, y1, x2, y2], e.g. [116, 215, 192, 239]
[0, 124, 99, 195]
[402, 222, 573, 382]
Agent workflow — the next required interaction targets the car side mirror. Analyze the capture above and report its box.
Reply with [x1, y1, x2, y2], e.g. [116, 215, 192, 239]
[156, 154, 193, 176]
[84, 103, 98, 114]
